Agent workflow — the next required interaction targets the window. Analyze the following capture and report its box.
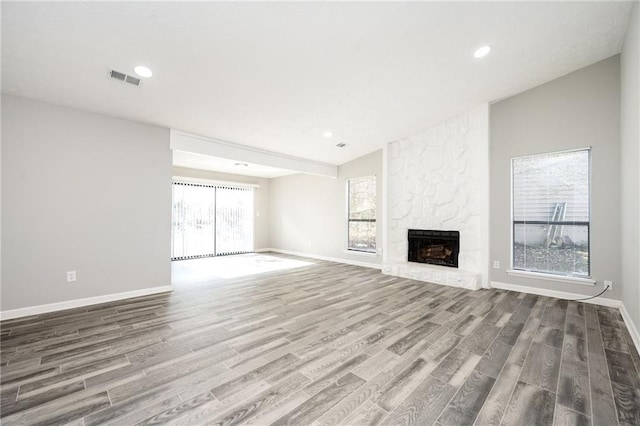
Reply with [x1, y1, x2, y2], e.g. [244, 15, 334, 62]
[512, 148, 590, 278]
[347, 176, 376, 253]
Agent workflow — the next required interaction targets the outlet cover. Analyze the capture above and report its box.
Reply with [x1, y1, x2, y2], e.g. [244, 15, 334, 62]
[604, 280, 613, 291]
[493, 261, 500, 269]
[67, 271, 77, 282]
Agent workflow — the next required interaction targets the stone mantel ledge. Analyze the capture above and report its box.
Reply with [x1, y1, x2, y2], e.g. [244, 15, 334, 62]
[382, 262, 482, 290]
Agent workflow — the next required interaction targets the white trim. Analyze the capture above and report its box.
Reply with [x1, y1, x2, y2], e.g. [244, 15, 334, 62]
[343, 250, 377, 257]
[620, 303, 640, 355]
[506, 269, 596, 285]
[173, 176, 259, 189]
[513, 146, 593, 160]
[170, 129, 337, 178]
[479, 103, 491, 289]
[0, 286, 173, 321]
[254, 248, 272, 253]
[510, 156, 514, 272]
[509, 147, 592, 277]
[262, 248, 382, 270]
[381, 144, 388, 265]
[490, 281, 619, 308]
[344, 178, 350, 251]
[345, 175, 378, 254]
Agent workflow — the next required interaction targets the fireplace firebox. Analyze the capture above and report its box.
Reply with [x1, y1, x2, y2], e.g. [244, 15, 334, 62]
[408, 229, 460, 268]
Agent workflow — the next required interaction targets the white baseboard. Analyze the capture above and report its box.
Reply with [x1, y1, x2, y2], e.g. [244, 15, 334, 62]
[620, 303, 640, 355]
[0, 285, 173, 321]
[490, 281, 621, 308]
[260, 248, 382, 270]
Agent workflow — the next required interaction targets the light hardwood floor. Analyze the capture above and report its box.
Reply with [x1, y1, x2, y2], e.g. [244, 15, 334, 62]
[1, 253, 639, 425]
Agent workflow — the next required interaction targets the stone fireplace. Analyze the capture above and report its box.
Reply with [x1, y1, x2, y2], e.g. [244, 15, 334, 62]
[382, 104, 490, 290]
[408, 229, 459, 268]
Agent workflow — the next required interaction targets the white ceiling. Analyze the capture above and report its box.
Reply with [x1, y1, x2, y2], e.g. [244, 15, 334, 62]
[2, 2, 633, 166]
[173, 150, 296, 179]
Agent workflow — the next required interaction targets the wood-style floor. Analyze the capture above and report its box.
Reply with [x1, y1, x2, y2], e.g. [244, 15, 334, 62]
[1, 253, 639, 426]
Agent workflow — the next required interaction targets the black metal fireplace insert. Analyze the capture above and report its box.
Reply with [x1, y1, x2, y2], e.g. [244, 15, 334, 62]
[408, 229, 460, 268]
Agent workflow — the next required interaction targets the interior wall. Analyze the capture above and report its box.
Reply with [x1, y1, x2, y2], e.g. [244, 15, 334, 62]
[1, 95, 172, 312]
[270, 149, 383, 266]
[171, 166, 271, 250]
[490, 55, 622, 298]
[621, 3, 640, 329]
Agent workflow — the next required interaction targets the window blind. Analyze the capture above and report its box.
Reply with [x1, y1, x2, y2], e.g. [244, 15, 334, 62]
[171, 182, 216, 260]
[512, 148, 590, 277]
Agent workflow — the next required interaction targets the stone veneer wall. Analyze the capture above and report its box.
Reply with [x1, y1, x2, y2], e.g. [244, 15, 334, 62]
[383, 104, 490, 289]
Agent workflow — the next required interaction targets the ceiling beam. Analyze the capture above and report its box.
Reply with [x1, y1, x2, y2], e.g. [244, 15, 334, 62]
[170, 129, 338, 178]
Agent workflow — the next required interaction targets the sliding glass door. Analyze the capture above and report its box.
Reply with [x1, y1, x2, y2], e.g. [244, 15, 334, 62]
[171, 182, 254, 260]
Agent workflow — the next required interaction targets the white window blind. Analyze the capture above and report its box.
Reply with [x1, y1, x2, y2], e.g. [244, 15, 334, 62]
[171, 182, 254, 260]
[512, 148, 590, 278]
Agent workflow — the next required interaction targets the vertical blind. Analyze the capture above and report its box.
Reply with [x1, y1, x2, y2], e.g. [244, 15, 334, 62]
[215, 186, 254, 256]
[171, 182, 254, 260]
[172, 183, 216, 259]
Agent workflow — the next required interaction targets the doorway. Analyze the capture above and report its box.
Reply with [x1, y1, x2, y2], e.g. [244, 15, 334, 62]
[171, 181, 254, 260]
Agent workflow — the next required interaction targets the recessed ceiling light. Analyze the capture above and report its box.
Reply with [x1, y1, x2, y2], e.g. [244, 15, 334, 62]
[235, 162, 248, 167]
[134, 65, 153, 78]
[323, 131, 333, 138]
[474, 46, 491, 59]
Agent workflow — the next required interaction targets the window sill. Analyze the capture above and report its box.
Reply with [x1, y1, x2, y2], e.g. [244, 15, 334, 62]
[344, 250, 377, 257]
[506, 269, 595, 286]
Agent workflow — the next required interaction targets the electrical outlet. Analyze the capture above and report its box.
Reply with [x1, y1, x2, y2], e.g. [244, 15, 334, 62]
[67, 271, 77, 282]
[604, 280, 613, 291]
[493, 260, 500, 269]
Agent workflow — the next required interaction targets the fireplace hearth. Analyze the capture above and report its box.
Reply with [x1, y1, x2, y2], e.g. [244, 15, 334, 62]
[408, 229, 460, 268]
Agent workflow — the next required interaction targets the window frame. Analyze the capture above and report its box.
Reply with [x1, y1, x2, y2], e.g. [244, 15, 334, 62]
[509, 147, 592, 280]
[346, 175, 377, 254]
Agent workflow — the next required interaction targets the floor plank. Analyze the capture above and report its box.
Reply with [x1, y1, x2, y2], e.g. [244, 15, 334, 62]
[519, 342, 561, 391]
[379, 375, 456, 426]
[436, 369, 495, 426]
[271, 372, 365, 426]
[501, 381, 556, 426]
[473, 363, 521, 426]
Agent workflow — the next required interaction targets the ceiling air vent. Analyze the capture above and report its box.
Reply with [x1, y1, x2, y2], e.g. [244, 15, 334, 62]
[109, 69, 141, 87]
[336, 142, 347, 148]
[125, 75, 140, 86]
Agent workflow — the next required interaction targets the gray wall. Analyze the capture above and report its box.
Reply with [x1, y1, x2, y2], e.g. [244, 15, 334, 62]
[172, 166, 271, 250]
[621, 4, 640, 328]
[270, 149, 383, 265]
[490, 56, 621, 298]
[1, 95, 172, 311]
